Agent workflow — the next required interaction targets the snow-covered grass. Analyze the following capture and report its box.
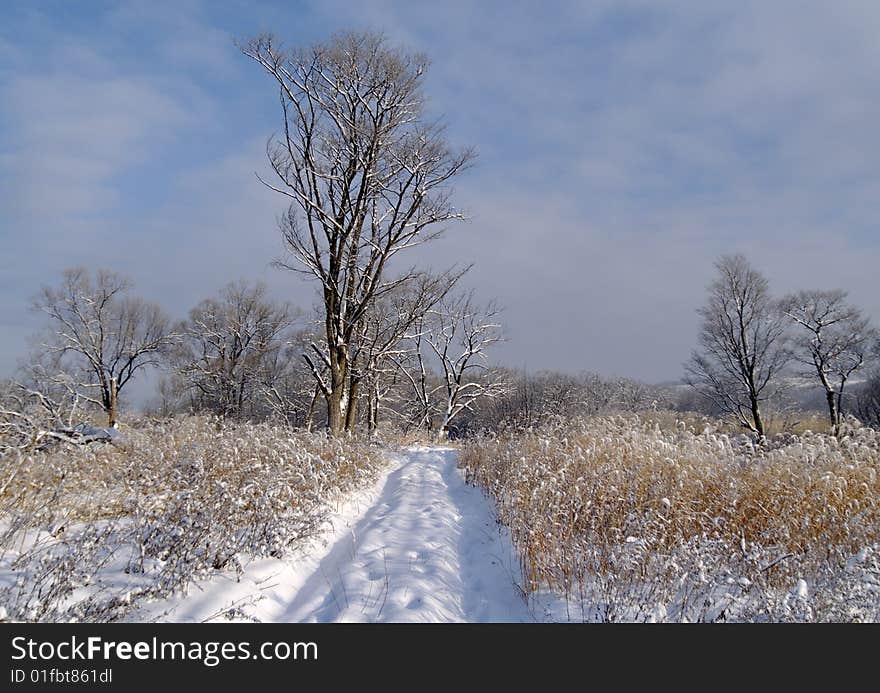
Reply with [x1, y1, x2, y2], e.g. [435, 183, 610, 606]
[460, 415, 880, 622]
[0, 416, 387, 622]
[173, 447, 531, 624]
[6, 412, 876, 623]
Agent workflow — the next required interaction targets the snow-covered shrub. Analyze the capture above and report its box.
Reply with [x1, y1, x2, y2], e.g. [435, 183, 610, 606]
[460, 415, 880, 622]
[0, 416, 386, 622]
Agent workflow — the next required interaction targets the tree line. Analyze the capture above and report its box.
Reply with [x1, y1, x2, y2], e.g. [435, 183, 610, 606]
[686, 254, 879, 439]
[1, 30, 501, 447]
[0, 265, 509, 445]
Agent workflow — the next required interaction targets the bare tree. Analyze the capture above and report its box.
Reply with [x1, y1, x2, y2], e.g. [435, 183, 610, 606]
[782, 290, 876, 432]
[258, 327, 327, 430]
[0, 377, 79, 454]
[0, 369, 125, 454]
[241, 31, 474, 434]
[685, 255, 789, 439]
[172, 281, 295, 420]
[32, 268, 174, 427]
[465, 369, 671, 432]
[405, 293, 506, 438]
[855, 369, 880, 429]
[349, 269, 465, 431]
[147, 373, 190, 419]
[392, 326, 431, 432]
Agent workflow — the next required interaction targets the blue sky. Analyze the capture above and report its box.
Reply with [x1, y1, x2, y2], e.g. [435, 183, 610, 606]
[1, 0, 878, 386]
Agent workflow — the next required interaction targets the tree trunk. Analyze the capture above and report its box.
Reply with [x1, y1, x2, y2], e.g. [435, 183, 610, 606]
[304, 384, 320, 433]
[324, 342, 347, 435]
[817, 370, 841, 434]
[107, 377, 118, 428]
[344, 378, 361, 432]
[750, 398, 765, 440]
[326, 388, 343, 435]
[835, 385, 846, 434]
[367, 383, 378, 433]
[825, 388, 840, 430]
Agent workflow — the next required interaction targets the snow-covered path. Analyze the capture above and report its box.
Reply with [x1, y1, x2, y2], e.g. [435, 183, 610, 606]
[271, 446, 531, 622]
[146, 447, 532, 623]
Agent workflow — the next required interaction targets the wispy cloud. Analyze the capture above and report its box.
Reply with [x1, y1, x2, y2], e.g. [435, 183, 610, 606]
[4, 74, 188, 220]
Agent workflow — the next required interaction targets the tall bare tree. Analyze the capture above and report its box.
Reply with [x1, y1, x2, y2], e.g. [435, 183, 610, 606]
[241, 31, 474, 434]
[33, 268, 174, 427]
[685, 255, 789, 439]
[171, 281, 295, 420]
[782, 290, 876, 432]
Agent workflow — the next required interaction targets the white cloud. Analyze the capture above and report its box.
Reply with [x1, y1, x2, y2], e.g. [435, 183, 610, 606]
[3, 74, 189, 220]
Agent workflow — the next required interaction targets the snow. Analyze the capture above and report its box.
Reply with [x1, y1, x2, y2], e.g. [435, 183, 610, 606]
[136, 447, 532, 623]
[4, 438, 876, 622]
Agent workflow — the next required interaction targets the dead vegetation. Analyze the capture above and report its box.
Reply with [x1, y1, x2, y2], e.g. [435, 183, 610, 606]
[0, 416, 387, 622]
[460, 414, 880, 621]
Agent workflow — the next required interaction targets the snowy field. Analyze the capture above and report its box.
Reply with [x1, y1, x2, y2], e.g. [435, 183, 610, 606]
[0, 444, 542, 623]
[2, 417, 879, 622]
[133, 448, 532, 623]
[0, 418, 389, 622]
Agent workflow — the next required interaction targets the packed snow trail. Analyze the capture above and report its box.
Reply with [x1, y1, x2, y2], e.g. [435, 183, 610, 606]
[144, 447, 532, 623]
[271, 446, 531, 622]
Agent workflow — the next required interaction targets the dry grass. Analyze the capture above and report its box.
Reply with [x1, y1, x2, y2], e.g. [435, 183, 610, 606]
[460, 414, 880, 622]
[0, 415, 387, 621]
[644, 408, 833, 437]
[1, 416, 385, 526]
